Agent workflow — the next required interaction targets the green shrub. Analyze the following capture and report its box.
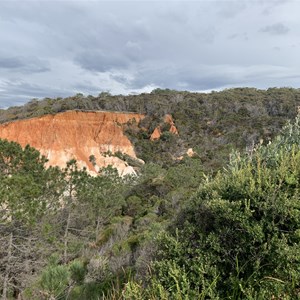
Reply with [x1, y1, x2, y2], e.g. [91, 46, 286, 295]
[69, 260, 87, 285]
[124, 114, 300, 299]
[40, 265, 69, 299]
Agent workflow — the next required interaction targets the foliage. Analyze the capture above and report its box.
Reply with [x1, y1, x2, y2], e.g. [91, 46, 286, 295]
[124, 114, 300, 299]
[40, 265, 70, 299]
[0, 140, 61, 299]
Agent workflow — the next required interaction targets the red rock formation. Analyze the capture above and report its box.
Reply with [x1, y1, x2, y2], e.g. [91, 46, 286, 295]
[164, 114, 179, 135]
[0, 110, 144, 175]
[150, 127, 162, 141]
[150, 114, 178, 141]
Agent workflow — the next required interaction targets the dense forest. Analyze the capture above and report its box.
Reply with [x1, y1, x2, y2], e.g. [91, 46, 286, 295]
[1, 88, 300, 299]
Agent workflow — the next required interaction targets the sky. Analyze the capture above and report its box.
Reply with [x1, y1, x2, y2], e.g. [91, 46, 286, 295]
[0, 0, 299, 108]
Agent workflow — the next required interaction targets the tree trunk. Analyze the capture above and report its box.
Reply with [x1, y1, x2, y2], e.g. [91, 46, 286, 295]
[95, 216, 101, 241]
[2, 232, 13, 300]
[63, 211, 71, 264]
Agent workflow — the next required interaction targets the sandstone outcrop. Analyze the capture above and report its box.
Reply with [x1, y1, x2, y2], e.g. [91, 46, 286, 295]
[150, 114, 178, 141]
[186, 148, 195, 157]
[0, 110, 144, 175]
[150, 127, 162, 141]
[164, 114, 179, 135]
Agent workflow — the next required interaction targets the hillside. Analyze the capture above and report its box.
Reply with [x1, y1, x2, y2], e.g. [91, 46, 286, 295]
[1, 88, 300, 299]
[1, 88, 300, 172]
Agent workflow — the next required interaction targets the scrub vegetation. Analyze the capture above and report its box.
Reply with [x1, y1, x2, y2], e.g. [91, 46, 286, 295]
[1, 88, 300, 299]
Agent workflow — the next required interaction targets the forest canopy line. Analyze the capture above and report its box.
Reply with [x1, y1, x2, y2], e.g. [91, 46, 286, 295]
[1, 88, 300, 173]
[1, 88, 300, 299]
[1, 88, 300, 124]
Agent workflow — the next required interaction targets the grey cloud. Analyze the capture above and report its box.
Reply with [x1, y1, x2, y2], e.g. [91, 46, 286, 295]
[228, 34, 239, 40]
[227, 33, 248, 41]
[74, 37, 145, 72]
[74, 51, 130, 72]
[72, 81, 103, 94]
[109, 74, 131, 85]
[0, 57, 24, 69]
[261, 0, 291, 15]
[0, 56, 50, 73]
[260, 23, 289, 35]
[0, 79, 72, 109]
[156, 4, 189, 25]
[122, 64, 240, 91]
[192, 26, 217, 44]
[217, 2, 247, 19]
[0, 98, 28, 109]
[120, 63, 299, 92]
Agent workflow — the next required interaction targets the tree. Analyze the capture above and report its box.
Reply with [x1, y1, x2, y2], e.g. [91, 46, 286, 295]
[0, 140, 55, 299]
[77, 166, 126, 241]
[59, 159, 89, 264]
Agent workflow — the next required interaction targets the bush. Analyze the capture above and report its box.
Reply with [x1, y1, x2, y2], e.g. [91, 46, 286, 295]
[124, 114, 300, 299]
[40, 265, 70, 299]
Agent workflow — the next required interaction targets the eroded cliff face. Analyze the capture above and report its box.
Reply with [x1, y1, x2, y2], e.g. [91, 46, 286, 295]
[150, 114, 179, 141]
[0, 111, 144, 175]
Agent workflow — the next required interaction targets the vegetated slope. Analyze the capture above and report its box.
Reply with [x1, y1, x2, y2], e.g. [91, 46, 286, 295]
[0, 110, 144, 175]
[1, 88, 300, 299]
[1, 87, 300, 172]
[123, 115, 300, 299]
[2, 108, 299, 300]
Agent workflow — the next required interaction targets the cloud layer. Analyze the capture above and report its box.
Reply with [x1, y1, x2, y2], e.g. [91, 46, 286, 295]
[0, 0, 299, 108]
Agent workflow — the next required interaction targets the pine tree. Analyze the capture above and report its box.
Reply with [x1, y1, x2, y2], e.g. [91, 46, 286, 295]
[0, 140, 58, 298]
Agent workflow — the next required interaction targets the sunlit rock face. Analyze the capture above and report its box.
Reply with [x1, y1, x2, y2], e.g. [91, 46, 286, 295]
[0, 110, 144, 175]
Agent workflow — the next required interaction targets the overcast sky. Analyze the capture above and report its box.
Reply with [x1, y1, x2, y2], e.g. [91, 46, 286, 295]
[0, 0, 299, 108]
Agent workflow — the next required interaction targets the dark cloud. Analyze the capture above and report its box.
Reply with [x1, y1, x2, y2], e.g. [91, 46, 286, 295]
[0, 57, 24, 69]
[260, 23, 290, 35]
[109, 74, 131, 85]
[74, 39, 145, 72]
[0, 56, 50, 73]
[0, 79, 73, 109]
[74, 51, 130, 73]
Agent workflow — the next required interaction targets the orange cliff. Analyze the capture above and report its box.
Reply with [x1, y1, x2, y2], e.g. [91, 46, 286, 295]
[0, 110, 144, 176]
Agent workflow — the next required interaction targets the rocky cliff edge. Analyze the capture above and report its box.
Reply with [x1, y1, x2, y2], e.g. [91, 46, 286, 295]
[0, 110, 144, 176]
